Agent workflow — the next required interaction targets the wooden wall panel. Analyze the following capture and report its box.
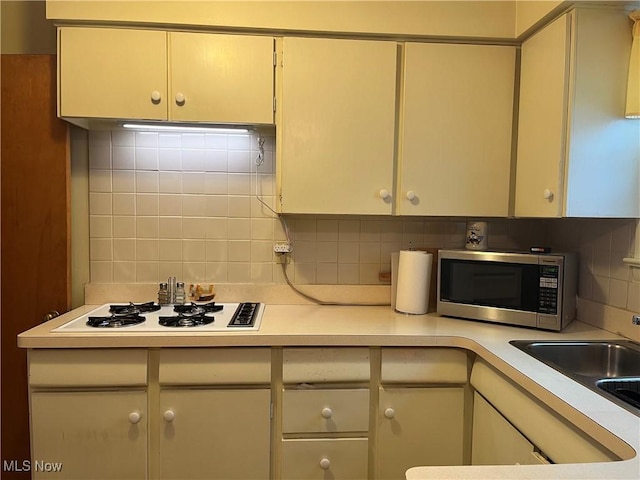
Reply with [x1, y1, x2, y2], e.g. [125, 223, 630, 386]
[1, 54, 70, 476]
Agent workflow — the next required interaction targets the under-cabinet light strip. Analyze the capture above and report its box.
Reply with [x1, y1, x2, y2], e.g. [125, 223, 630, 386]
[122, 123, 250, 133]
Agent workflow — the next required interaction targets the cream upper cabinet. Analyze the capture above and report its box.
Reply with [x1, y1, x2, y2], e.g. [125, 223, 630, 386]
[398, 42, 515, 216]
[515, 9, 640, 218]
[58, 27, 275, 125]
[277, 37, 397, 214]
[168, 32, 274, 124]
[59, 27, 167, 120]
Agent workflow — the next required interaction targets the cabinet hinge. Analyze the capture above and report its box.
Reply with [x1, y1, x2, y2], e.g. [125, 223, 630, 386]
[273, 51, 277, 67]
[273, 96, 276, 113]
[270, 402, 274, 419]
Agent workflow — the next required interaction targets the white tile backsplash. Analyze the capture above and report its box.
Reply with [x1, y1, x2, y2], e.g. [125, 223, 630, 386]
[87, 130, 638, 324]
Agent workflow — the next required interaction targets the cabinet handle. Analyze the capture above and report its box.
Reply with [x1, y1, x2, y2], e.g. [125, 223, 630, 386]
[319, 458, 331, 470]
[321, 407, 333, 419]
[406, 191, 416, 201]
[150, 91, 162, 104]
[128, 411, 142, 424]
[379, 189, 390, 200]
[175, 92, 186, 106]
[543, 189, 554, 201]
[384, 407, 395, 419]
[163, 410, 175, 422]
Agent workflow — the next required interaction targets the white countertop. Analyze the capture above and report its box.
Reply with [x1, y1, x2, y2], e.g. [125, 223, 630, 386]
[18, 304, 640, 479]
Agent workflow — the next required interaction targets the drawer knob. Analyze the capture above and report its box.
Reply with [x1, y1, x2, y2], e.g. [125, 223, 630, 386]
[379, 189, 390, 200]
[406, 190, 416, 201]
[128, 411, 141, 424]
[319, 458, 331, 470]
[163, 410, 175, 422]
[384, 407, 395, 419]
[321, 407, 333, 419]
[175, 92, 186, 106]
[543, 188, 554, 201]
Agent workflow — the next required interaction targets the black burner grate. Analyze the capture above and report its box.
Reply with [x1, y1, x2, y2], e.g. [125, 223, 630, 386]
[109, 301, 161, 315]
[159, 313, 215, 328]
[173, 302, 224, 315]
[87, 314, 146, 328]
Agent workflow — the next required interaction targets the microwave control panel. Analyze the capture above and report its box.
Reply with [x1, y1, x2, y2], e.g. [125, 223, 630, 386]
[538, 265, 559, 314]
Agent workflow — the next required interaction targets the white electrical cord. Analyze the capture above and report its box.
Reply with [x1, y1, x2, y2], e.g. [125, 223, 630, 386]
[254, 134, 388, 307]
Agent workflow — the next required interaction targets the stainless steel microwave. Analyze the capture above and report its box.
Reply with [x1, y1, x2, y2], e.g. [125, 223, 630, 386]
[437, 250, 577, 331]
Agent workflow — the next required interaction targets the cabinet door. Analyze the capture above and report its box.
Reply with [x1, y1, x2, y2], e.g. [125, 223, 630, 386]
[278, 37, 397, 214]
[398, 43, 515, 216]
[59, 27, 167, 120]
[377, 387, 465, 480]
[169, 33, 274, 124]
[159, 388, 271, 479]
[30, 391, 147, 479]
[515, 14, 571, 217]
[472, 392, 547, 465]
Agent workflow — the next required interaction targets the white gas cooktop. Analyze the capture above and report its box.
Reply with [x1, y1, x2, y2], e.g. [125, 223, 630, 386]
[51, 302, 264, 333]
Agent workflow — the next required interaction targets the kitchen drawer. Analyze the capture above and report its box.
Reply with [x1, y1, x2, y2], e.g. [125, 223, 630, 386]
[29, 349, 147, 387]
[281, 438, 368, 480]
[381, 347, 469, 384]
[159, 348, 271, 385]
[283, 347, 370, 383]
[282, 388, 370, 433]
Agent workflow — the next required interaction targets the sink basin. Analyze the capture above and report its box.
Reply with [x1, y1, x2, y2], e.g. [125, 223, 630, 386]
[510, 340, 640, 415]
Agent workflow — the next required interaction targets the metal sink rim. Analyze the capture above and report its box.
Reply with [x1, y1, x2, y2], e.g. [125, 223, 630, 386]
[510, 339, 640, 416]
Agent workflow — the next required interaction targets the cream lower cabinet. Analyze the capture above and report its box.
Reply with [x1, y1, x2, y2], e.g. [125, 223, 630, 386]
[59, 27, 274, 125]
[471, 392, 548, 465]
[28, 349, 148, 479]
[376, 348, 469, 480]
[277, 37, 397, 214]
[31, 391, 147, 479]
[515, 8, 639, 218]
[280, 348, 371, 479]
[158, 389, 271, 479]
[157, 348, 272, 479]
[397, 42, 515, 216]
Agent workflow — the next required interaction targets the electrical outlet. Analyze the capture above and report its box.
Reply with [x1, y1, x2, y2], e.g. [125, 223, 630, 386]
[274, 243, 293, 253]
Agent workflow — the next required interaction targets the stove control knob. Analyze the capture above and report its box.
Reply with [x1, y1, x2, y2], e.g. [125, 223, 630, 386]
[384, 407, 395, 419]
[163, 410, 175, 422]
[321, 407, 333, 419]
[319, 458, 331, 470]
[128, 411, 141, 424]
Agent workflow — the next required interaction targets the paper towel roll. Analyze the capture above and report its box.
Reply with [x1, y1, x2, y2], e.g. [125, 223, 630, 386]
[390, 252, 400, 309]
[395, 250, 432, 315]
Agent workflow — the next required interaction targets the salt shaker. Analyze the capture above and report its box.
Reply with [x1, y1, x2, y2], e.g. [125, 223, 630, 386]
[175, 282, 186, 305]
[158, 282, 170, 305]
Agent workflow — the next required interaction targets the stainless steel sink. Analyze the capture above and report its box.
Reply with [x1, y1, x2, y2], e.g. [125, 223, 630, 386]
[510, 340, 640, 415]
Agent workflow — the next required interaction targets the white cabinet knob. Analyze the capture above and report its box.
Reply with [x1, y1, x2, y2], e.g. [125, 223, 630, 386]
[128, 411, 141, 424]
[163, 410, 175, 422]
[150, 90, 161, 104]
[321, 407, 333, 419]
[319, 458, 331, 470]
[543, 189, 554, 200]
[379, 189, 390, 200]
[406, 191, 416, 201]
[175, 92, 186, 106]
[384, 408, 395, 419]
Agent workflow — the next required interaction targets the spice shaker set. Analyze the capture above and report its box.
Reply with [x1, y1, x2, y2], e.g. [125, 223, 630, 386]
[158, 277, 185, 305]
